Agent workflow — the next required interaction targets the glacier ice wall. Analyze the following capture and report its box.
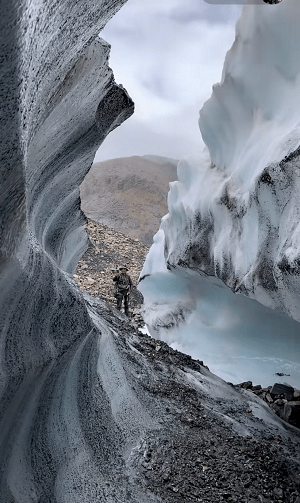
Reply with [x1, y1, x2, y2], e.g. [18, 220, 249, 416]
[143, 0, 300, 321]
[140, 0, 300, 386]
[0, 0, 136, 500]
[0, 0, 133, 383]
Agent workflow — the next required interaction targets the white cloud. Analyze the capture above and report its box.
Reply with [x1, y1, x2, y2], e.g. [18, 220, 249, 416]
[95, 0, 243, 162]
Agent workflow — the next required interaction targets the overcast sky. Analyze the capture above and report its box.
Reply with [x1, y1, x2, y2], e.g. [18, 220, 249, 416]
[94, 0, 244, 162]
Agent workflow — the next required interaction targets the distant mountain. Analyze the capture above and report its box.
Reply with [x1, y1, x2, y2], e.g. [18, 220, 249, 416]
[80, 155, 178, 246]
[142, 154, 179, 165]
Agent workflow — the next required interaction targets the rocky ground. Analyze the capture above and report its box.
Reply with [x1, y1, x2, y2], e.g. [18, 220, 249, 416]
[85, 294, 300, 503]
[74, 219, 148, 327]
[74, 219, 300, 501]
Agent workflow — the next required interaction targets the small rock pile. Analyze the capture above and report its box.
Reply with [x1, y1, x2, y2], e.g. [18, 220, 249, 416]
[236, 381, 300, 429]
[73, 219, 149, 326]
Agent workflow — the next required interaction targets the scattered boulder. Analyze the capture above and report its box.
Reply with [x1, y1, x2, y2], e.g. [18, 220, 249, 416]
[284, 402, 300, 428]
[271, 383, 294, 397]
[236, 381, 300, 429]
[239, 381, 253, 389]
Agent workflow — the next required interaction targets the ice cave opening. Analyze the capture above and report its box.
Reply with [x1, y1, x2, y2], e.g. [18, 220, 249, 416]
[1, 0, 300, 501]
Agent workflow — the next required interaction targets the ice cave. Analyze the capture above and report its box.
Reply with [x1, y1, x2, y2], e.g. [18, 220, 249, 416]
[0, 0, 300, 501]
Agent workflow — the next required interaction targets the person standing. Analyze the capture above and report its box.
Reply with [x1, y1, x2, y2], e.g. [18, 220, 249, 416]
[113, 265, 132, 316]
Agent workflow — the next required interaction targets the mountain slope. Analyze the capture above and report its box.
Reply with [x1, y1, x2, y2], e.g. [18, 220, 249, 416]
[80, 155, 178, 246]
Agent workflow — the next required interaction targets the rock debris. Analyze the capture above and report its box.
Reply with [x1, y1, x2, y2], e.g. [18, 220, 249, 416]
[87, 295, 300, 503]
[74, 219, 148, 326]
[235, 382, 300, 429]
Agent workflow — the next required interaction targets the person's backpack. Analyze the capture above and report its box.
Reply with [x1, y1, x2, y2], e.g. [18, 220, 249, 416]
[117, 274, 131, 293]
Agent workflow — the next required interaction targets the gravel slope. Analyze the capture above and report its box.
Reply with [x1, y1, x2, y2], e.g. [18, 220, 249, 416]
[86, 294, 300, 503]
[74, 219, 148, 325]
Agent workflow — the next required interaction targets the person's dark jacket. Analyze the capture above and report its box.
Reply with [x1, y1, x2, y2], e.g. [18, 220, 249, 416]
[113, 273, 132, 295]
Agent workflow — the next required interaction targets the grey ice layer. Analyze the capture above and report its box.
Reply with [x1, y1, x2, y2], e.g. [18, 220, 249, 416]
[0, 0, 131, 499]
[0, 0, 133, 393]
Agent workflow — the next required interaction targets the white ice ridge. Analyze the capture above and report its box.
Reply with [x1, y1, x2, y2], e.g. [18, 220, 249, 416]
[142, 0, 300, 319]
[140, 0, 300, 383]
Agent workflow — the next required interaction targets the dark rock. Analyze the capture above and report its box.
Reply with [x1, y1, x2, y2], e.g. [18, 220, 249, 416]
[241, 381, 253, 389]
[265, 393, 273, 403]
[284, 401, 300, 427]
[270, 383, 294, 396]
[286, 392, 296, 402]
[274, 399, 284, 406]
[270, 403, 282, 417]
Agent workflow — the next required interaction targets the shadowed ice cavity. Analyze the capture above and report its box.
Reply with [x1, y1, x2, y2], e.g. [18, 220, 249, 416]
[139, 266, 300, 388]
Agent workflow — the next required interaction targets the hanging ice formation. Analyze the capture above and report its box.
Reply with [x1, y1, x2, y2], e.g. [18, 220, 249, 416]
[139, 0, 300, 385]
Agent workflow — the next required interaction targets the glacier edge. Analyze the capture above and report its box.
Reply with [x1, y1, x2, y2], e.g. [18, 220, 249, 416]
[140, 0, 300, 385]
